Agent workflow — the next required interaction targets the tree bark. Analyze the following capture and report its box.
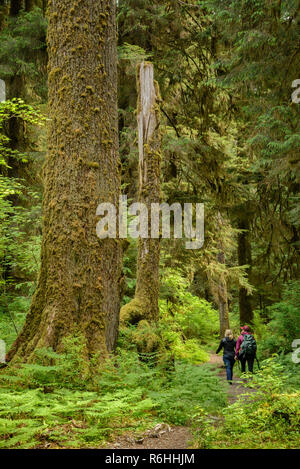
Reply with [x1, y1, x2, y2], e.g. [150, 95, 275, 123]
[0, 2, 9, 30]
[217, 249, 230, 338]
[9, 0, 40, 14]
[25, 0, 35, 11]
[216, 212, 230, 338]
[120, 62, 161, 324]
[7, 0, 123, 362]
[9, 0, 23, 16]
[238, 216, 253, 325]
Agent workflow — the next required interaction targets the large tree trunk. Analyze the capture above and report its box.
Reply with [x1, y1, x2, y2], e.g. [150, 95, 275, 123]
[7, 0, 122, 362]
[238, 216, 253, 325]
[120, 62, 161, 324]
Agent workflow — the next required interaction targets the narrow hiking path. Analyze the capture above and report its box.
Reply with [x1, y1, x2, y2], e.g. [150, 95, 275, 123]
[208, 352, 256, 404]
[104, 352, 254, 450]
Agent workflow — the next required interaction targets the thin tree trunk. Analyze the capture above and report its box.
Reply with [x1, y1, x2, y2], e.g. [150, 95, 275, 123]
[9, 0, 23, 16]
[238, 216, 253, 325]
[0, 3, 9, 30]
[25, 0, 35, 11]
[216, 212, 230, 338]
[217, 249, 230, 338]
[7, 0, 122, 362]
[120, 62, 161, 324]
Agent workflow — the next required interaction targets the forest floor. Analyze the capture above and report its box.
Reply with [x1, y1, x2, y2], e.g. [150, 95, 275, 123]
[105, 353, 252, 450]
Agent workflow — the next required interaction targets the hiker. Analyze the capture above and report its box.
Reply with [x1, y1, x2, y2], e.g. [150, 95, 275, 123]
[216, 329, 236, 384]
[235, 325, 257, 373]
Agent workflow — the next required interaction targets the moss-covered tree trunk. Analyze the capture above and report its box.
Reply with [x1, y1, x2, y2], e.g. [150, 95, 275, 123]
[238, 216, 253, 325]
[216, 213, 230, 338]
[120, 62, 161, 325]
[217, 249, 230, 338]
[7, 0, 122, 362]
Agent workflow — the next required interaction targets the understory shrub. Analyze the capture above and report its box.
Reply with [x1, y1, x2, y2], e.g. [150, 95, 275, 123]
[259, 281, 300, 358]
[159, 269, 219, 344]
[192, 358, 300, 449]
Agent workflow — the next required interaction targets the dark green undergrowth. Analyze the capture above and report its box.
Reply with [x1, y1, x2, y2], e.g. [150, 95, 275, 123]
[0, 336, 227, 449]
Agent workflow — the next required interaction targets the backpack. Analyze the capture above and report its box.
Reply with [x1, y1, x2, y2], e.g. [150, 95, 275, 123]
[240, 334, 257, 358]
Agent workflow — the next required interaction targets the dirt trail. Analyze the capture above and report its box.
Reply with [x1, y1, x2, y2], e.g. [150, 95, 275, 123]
[208, 353, 252, 404]
[105, 352, 252, 449]
[106, 426, 193, 450]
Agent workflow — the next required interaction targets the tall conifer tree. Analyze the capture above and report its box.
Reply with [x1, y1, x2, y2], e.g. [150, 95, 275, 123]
[8, 0, 123, 361]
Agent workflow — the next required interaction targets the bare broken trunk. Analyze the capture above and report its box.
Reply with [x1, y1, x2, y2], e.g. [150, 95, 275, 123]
[120, 62, 161, 325]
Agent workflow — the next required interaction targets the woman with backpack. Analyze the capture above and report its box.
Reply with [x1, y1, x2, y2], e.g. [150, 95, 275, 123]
[216, 329, 236, 384]
[235, 325, 257, 373]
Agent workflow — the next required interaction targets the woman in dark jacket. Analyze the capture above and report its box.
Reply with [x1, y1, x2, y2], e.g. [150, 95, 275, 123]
[216, 329, 236, 384]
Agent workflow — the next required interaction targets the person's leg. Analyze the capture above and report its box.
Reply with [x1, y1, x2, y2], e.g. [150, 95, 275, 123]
[247, 356, 255, 373]
[240, 356, 246, 373]
[230, 357, 235, 380]
[223, 356, 232, 381]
